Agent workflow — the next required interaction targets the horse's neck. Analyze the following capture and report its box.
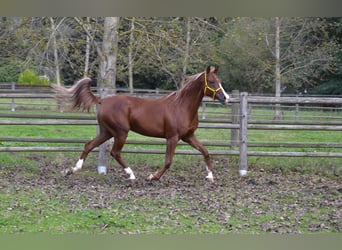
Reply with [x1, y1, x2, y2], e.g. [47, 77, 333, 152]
[176, 79, 204, 117]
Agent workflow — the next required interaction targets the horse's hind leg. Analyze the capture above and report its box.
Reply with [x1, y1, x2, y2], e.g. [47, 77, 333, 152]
[110, 134, 136, 180]
[62, 129, 111, 176]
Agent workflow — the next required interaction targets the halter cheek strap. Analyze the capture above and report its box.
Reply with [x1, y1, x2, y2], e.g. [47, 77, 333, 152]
[204, 73, 222, 100]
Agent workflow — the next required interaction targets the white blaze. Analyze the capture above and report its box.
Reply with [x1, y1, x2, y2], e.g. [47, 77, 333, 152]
[219, 83, 230, 103]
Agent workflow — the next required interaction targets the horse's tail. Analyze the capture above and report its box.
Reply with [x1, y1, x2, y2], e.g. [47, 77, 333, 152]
[54, 77, 101, 112]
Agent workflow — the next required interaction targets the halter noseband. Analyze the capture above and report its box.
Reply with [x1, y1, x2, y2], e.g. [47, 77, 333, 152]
[204, 73, 222, 100]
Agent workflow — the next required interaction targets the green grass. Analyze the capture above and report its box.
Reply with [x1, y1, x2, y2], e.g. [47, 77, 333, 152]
[0, 184, 248, 234]
[0, 99, 341, 234]
[1, 177, 338, 234]
[1, 102, 341, 175]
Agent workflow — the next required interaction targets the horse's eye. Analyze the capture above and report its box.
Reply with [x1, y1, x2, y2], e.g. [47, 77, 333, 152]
[209, 80, 215, 85]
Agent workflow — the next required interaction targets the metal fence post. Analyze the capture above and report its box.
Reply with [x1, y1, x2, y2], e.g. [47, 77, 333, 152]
[239, 92, 248, 176]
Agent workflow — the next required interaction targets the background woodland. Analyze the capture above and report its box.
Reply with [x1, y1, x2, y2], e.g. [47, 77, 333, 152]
[1, 17, 341, 96]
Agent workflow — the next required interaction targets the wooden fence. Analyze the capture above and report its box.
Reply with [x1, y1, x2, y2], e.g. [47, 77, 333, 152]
[1, 84, 342, 175]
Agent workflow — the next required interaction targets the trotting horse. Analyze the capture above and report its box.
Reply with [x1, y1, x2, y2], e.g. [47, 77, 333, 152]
[57, 66, 229, 182]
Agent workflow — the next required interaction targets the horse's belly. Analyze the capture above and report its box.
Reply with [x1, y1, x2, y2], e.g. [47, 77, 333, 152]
[129, 109, 170, 138]
[130, 116, 166, 138]
[125, 98, 180, 138]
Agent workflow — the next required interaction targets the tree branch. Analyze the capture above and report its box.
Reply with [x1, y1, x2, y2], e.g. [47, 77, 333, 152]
[74, 17, 104, 60]
[281, 58, 329, 76]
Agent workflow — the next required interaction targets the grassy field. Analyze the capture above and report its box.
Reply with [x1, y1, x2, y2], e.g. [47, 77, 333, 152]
[0, 99, 341, 234]
[0, 156, 341, 234]
[1, 103, 341, 175]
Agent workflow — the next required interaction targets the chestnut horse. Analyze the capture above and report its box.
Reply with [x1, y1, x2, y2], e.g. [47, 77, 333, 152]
[57, 66, 229, 182]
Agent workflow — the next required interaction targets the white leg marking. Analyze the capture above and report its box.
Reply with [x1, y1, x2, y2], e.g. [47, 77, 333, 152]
[124, 167, 136, 180]
[206, 166, 214, 180]
[72, 159, 84, 173]
[206, 171, 214, 180]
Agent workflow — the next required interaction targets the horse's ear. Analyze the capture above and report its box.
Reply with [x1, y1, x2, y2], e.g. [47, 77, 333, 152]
[214, 66, 219, 73]
[206, 65, 211, 74]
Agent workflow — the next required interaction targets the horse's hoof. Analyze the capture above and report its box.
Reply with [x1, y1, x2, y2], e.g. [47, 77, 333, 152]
[206, 177, 214, 183]
[147, 174, 154, 181]
[129, 178, 137, 183]
[147, 174, 160, 181]
[61, 168, 72, 177]
[125, 178, 137, 187]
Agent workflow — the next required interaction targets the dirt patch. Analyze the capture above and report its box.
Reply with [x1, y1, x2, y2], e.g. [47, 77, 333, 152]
[0, 155, 341, 233]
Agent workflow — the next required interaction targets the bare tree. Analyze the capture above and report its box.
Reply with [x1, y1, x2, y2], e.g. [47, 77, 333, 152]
[182, 17, 191, 82]
[98, 17, 120, 96]
[128, 17, 135, 94]
[83, 17, 91, 77]
[274, 17, 282, 119]
[49, 17, 64, 86]
[73, 17, 121, 172]
[221, 17, 338, 95]
[134, 17, 220, 89]
[97, 17, 120, 172]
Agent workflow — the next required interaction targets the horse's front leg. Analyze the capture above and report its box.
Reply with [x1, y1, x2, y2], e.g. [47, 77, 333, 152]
[110, 134, 136, 181]
[148, 136, 178, 181]
[182, 134, 214, 182]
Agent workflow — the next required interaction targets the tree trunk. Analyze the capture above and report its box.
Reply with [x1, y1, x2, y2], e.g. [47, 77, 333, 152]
[50, 18, 61, 86]
[97, 17, 120, 173]
[182, 17, 191, 85]
[98, 17, 120, 97]
[50, 17, 62, 112]
[128, 17, 135, 94]
[274, 17, 282, 120]
[83, 17, 91, 77]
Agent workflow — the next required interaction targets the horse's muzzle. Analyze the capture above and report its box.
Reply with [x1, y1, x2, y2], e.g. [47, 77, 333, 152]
[216, 91, 229, 104]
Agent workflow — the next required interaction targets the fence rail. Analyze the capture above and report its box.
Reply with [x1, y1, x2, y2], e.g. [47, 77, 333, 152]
[1, 85, 342, 175]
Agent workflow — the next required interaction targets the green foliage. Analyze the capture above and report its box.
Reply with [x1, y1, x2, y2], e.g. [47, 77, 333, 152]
[0, 58, 23, 82]
[311, 79, 342, 95]
[1, 17, 342, 93]
[18, 69, 49, 86]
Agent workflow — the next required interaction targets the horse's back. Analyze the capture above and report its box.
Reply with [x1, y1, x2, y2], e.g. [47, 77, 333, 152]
[100, 95, 164, 112]
[98, 95, 173, 138]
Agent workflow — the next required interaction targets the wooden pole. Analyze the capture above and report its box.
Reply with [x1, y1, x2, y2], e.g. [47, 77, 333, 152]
[239, 92, 248, 176]
[230, 90, 239, 149]
[97, 104, 107, 175]
[201, 102, 206, 120]
[97, 17, 120, 175]
[11, 82, 15, 112]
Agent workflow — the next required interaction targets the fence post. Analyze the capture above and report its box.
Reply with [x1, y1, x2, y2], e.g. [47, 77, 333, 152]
[230, 90, 239, 149]
[239, 92, 248, 176]
[295, 103, 299, 121]
[11, 82, 15, 112]
[97, 101, 108, 175]
[201, 102, 206, 119]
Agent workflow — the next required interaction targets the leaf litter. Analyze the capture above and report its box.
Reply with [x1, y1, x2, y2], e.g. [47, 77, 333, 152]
[0, 156, 341, 234]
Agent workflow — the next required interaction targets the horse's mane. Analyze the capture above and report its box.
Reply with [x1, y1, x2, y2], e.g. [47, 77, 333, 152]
[181, 72, 203, 91]
[165, 72, 204, 101]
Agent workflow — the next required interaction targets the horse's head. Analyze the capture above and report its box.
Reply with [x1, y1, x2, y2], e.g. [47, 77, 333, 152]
[203, 66, 229, 104]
